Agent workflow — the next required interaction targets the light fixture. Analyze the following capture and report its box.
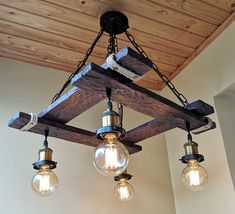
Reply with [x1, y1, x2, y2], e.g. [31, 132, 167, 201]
[93, 88, 129, 177]
[114, 171, 134, 202]
[32, 130, 59, 195]
[8, 11, 216, 199]
[180, 123, 208, 191]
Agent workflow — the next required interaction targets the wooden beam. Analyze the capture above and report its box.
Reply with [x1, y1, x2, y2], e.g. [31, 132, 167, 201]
[124, 100, 215, 144]
[102, 47, 153, 76]
[39, 47, 153, 123]
[185, 100, 214, 117]
[71, 63, 215, 131]
[38, 87, 104, 124]
[8, 112, 142, 154]
[124, 118, 176, 144]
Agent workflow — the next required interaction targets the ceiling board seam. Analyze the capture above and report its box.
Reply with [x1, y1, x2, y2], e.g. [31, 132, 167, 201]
[0, 19, 187, 60]
[0, 42, 173, 74]
[0, 3, 100, 34]
[170, 11, 235, 80]
[199, 0, 232, 13]
[95, 0, 207, 38]
[147, 0, 229, 25]
[44, 0, 216, 37]
[0, 2, 204, 48]
[0, 50, 76, 71]
[0, 31, 106, 61]
[0, 30, 182, 67]
[0, 29, 105, 59]
[0, 11, 191, 59]
[130, 28, 197, 49]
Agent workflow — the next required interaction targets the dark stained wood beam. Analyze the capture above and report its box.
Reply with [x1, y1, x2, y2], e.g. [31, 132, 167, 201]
[39, 47, 152, 124]
[102, 47, 153, 75]
[123, 118, 176, 144]
[124, 100, 215, 144]
[71, 63, 215, 132]
[38, 87, 104, 124]
[8, 112, 142, 154]
[185, 100, 214, 117]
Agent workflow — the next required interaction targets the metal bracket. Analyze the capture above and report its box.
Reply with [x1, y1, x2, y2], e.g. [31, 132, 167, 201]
[20, 113, 38, 131]
[191, 117, 214, 134]
[106, 54, 142, 81]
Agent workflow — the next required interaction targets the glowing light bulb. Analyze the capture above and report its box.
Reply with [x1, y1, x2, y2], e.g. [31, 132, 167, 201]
[181, 160, 208, 191]
[114, 180, 134, 201]
[105, 144, 118, 170]
[32, 168, 59, 195]
[93, 135, 129, 177]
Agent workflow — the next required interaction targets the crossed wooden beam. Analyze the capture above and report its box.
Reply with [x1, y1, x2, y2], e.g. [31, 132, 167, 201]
[8, 47, 216, 154]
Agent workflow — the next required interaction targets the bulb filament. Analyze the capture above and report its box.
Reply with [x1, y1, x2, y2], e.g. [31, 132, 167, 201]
[188, 170, 200, 186]
[39, 173, 50, 192]
[105, 145, 118, 170]
[118, 184, 130, 200]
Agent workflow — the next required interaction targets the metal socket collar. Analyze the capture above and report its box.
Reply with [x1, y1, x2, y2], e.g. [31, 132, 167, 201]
[32, 147, 57, 170]
[96, 126, 126, 140]
[114, 173, 133, 182]
[96, 105, 126, 140]
[180, 154, 204, 164]
[180, 140, 204, 164]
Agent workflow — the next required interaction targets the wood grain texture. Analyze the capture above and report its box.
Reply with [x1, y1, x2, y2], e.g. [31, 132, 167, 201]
[150, 0, 230, 25]
[0, 46, 77, 72]
[171, 11, 235, 80]
[38, 87, 104, 124]
[201, 0, 235, 12]
[124, 118, 176, 144]
[38, 47, 153, 124]
[0, 6, 185, 67]
[0, 3, 195, 57]
[0, 0, 205, 47]
[46, 0, 217, 37]
[185, 100, 214, 117]
[8, 112, 142, 154]
[102, 47, 153, 75]
[72, 63, 215, 131]
[0, 0, 233, 91]
[0, 45, 165, 90]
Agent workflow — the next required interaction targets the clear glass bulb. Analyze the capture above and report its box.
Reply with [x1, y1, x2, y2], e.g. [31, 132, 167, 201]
[114, 180, 134, 202]
[181, 160, 208, 191]
[32, 168, 59, 195]
[93, 136, 129, 177]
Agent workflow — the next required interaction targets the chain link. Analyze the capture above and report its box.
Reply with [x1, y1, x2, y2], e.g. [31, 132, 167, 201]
[51, 29, 104, 103]
[125, 30, 189, 106]
[106, 34, 118, 57]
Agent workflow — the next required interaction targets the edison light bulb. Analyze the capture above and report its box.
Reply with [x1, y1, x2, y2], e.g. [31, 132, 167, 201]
[181, 160, 208, 191]
[32, 168, 59, 195]
[93, 135, 129, 177]
[114, 180, 134, 201]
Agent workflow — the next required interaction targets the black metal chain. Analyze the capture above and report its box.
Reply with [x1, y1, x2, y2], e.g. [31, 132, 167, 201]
[106, 34, 118, 57]
[51, 29, 104, 103]
[125, 30, 189, 107]
[117, 103, 123, 128]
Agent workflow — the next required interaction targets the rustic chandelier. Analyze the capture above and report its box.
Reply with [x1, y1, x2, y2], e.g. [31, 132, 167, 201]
[9, 11, 215, 200]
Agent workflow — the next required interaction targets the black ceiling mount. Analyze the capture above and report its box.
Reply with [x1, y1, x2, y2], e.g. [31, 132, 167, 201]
[100, 11, 129, 35]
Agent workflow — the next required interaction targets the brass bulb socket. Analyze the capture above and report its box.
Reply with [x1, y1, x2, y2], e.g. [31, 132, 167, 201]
[102, 109, 120, 127]
[184, 140, 199, 155]
[38, 147, 53, 161]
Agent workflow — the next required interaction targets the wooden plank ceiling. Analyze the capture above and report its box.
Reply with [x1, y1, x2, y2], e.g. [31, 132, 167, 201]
[0, 0, 234, 90]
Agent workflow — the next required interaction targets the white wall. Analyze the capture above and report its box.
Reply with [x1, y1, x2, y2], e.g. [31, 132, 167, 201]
[214, 83, 235, 189]
[162, 22, 235, 214]
[0, 58, 175, 214]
